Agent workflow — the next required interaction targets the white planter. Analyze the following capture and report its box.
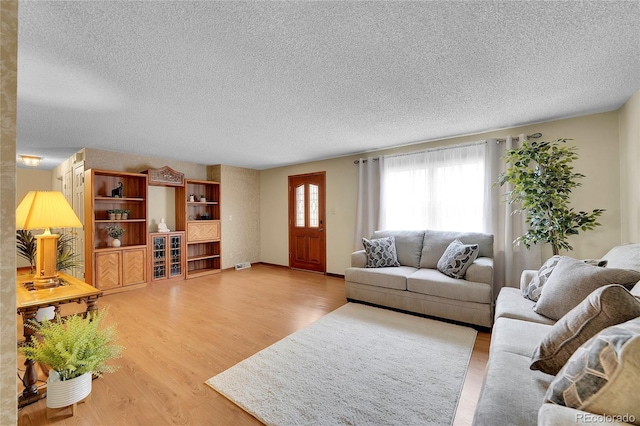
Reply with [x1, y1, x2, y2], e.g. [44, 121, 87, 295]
[111, 238, 121, 247]
[46, 371, 92, 408]
[36, 306, 56, 321]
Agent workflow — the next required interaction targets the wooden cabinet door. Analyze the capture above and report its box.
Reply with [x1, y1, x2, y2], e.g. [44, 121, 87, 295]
[95, 251, 122, 290]
[123, 248, 146, 286]
[187, 221, 220, 241]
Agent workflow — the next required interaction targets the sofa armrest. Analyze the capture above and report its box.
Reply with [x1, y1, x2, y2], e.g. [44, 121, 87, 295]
[351, 250, 367, 268]
[520, 270, 537, 291]
[538, 404, 634, 425]
[465, 257, 493, 286]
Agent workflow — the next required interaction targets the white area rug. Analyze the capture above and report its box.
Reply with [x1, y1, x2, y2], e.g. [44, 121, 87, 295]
[206, 303, 477, 426]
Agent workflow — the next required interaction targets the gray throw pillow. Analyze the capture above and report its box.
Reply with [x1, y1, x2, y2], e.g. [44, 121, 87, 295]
[523, 256, 608, 302]
[544, 317, 640, 424]
[362, 236, 400, 268]
[436, 239, 479, 279]
[534, 257, 640, 321]
[531, 285, 640, 375]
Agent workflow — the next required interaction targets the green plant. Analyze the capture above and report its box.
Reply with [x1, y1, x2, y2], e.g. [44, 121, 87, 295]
[57, 232, 82, 272]
[105, 224, 125, 239]
[16, 230, 81, 273]
[497, 138, 604, 255]
[16, 230, 37, 273]
[20, 310, 124, 381]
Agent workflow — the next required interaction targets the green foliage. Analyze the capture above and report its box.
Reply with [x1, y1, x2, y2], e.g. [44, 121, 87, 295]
[497, 138, 604, 255]
[16, 230, 37, 273]
[20, 310, 124, 381]
[105, 224, 125, 239]
[56, 232, 82, 272]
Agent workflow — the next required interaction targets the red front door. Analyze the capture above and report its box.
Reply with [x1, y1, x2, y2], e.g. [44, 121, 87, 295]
[288, 172, 326, 273]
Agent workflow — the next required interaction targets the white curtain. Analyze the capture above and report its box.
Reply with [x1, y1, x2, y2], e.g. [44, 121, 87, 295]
[486, 134, 542, 294]
[382, 143, 486, 232]
[353, 157, 384, 250]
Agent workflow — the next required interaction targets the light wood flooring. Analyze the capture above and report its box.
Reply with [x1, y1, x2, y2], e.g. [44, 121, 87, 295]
[17, 264, 490, 425]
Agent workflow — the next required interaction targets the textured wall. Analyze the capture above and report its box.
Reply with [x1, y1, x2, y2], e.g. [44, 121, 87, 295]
[209, 165, 260, 269]
[618, 90, 640, 243]
[261, 110, 625, 275]
[0, 0, 18, 423]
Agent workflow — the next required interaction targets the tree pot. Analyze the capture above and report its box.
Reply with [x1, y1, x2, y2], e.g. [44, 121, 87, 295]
[111, 238, 121, 247]
[46, 371, 92, 408]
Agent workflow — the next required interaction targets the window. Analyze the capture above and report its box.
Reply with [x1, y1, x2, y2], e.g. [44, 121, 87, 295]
[382, 143, 486, 232]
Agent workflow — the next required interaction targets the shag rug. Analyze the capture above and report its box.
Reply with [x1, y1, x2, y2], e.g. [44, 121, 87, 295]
[206, 303, 477, 426]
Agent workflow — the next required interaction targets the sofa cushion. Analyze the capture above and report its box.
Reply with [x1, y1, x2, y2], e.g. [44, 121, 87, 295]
[601, 243, 640, 271]
[531, 285, 640, 376]
[473, 318, 554, 426]
[534, 257, 640, 320]
[345, 266, 417, 291]
[362, 236, 400, 268]
[464, 257, 494, 286]
[523, 256, 608, 302]
[419, 230, 494, 269]
[495, 287, 555, 325]
[372, 230, 425, 268]
[436, 239, 479, 279]
[544, 317, 640, 424]
[407, 268, 492, 304]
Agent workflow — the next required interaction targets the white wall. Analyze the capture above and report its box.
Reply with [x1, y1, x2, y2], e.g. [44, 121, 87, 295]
[618, 89, 640, 243]
[260, 110, 623, 275]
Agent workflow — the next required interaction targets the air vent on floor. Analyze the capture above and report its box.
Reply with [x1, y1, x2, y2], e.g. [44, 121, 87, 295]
[235, 262, 251, 270]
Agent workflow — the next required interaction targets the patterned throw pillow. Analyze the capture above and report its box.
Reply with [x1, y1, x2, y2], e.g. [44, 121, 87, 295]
[362, 237, 400, 268]
[544, 317, 640, 423]
[530, 285, 640, 375]
[523, 256, 609, 302]
[437, 239, 479, 279]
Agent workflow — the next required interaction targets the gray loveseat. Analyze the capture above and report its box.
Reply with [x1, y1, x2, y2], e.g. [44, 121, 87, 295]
[473, 243, 640, 426]
[345, 229, 495, 328]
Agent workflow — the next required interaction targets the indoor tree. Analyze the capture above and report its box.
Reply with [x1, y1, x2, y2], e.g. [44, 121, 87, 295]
[497, 138, 604, 255]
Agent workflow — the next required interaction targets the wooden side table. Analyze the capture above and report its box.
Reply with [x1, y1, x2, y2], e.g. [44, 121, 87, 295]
[16, 271, 102, 408]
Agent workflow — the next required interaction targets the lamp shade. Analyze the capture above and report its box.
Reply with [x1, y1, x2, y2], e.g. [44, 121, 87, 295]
[16, 191, 82, 230]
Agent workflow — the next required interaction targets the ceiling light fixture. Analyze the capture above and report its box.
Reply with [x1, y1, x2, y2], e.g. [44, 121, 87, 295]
[21, 155, 42, 167]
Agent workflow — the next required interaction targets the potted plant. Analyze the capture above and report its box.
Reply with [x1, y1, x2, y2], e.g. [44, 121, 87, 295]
[121, 209, 130, 220]
[200, 194, 206, 202]
[107, 209, 116, 220]
[497, 138, 604, 255]
[16, 229, 37, 274]
[105, 224, 125, 247]
[114, 209, 122, 220]
[189, 194, 195, 202]
[20, 310, 123, 409]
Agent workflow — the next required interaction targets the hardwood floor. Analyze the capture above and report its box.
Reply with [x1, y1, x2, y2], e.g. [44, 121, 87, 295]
[17, 264, 489, 425]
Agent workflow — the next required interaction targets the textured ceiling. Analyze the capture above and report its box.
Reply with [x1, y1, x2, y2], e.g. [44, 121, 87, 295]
[17, 1, 640, 170]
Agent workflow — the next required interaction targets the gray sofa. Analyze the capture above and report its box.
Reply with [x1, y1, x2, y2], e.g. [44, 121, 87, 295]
[473, 243, 640, 426]
[345, 229, 495, 328]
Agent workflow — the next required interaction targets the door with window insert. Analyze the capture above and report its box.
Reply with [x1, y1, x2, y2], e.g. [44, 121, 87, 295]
[288, 172, 326, 273]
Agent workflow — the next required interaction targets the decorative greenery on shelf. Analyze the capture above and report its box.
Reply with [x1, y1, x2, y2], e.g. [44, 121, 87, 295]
[16, 230, 81, 273]
[497, 138, 604, 255]
[105, 224, 125, 239]
[20, 310, 124, 381]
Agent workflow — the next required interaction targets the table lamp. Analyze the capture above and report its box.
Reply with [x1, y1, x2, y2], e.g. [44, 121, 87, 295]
[16, 191, 82, 286]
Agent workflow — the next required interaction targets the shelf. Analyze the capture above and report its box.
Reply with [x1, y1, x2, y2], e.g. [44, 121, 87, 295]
[94, 244, 147, 252]
[187, 267, 221, 278]
[187, 254, 220, 262]
[96, 219, 146, 223]
[95, 196, 145, 202]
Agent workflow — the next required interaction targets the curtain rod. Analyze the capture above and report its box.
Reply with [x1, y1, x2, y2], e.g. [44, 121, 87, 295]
[353, 140, 487, 164]
[496, 132, 542, 143]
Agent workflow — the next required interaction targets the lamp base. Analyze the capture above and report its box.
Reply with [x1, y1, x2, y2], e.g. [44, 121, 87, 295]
[33, 276, 61, 289]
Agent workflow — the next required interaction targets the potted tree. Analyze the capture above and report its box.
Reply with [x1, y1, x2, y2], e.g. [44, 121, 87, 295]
[497, 138, 604, 255]
[19, 310, 123, 410]
[105, 224, 125, 247]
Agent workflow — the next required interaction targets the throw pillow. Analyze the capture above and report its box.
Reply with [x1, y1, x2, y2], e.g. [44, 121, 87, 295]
[362, 237, 400, 268]
[531, 285, 640, 375]
[533, 257, 640, 321]
[523, 256, 608, 302]
[436, 239, 479, 279]
[544, 317, 640, 424]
